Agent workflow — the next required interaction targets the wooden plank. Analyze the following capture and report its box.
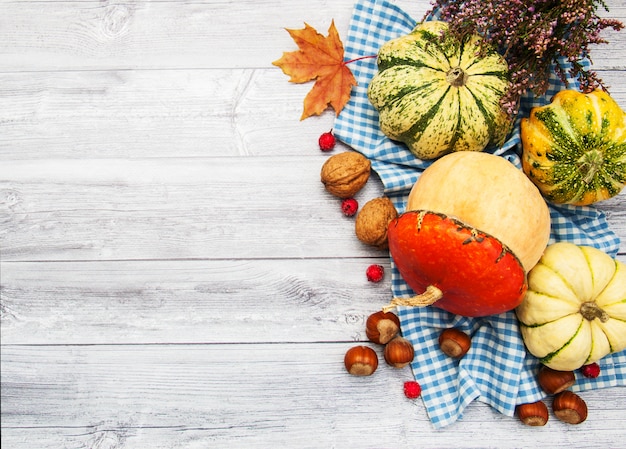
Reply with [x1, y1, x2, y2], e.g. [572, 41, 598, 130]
[2, 343, 626, 448]
[0, 1, 622, 72]
[0, 0, 422, 72]
[0, 258, 394, 345]
[0, 69, 331, 160]
[2, 251, 625, 346]
[1, 68, 626, 161]
[0, 156, 385, 261]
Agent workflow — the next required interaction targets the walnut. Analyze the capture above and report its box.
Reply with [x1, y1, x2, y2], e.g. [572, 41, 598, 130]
[320, 151, 371, 198]
[355, 197, 398, 249]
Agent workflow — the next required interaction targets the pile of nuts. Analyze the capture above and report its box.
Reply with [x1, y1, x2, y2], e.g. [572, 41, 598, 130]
[516, 365, 592, 426]
[319, 143, 398, 250]
[344, 311, 414, 376]
[317, 134, 410, 375]
[318, 134, 421, 397]
[344, 308, 474, 402]
[318, 135, 475, 398]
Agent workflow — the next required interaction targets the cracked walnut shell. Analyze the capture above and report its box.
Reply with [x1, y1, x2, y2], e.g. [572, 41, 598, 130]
[320, 151, 371, 198]
[355, 197, 397, 249]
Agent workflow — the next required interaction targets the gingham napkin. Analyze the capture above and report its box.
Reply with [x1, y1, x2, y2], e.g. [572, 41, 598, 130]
[334, 0, 626, 428]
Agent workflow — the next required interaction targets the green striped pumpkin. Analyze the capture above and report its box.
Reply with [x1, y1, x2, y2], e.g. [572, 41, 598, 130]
[516, 242, 626, 371]
[367, 21, 511, 160]
[521, 89, 626, 206]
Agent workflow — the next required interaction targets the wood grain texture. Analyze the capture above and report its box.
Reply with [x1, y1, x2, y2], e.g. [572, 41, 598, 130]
[0, 0, 424, 72]
[3, 252, 625, 346]
[2, 344, 625, 449]
[1, 0, 626, 447]
[1, 257, 394, 345]
[0, 69, 327, 159]
[0, 156, 391, 261]
[0, 0, 622, 71]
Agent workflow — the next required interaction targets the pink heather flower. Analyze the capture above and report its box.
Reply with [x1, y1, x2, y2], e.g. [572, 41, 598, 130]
[426, 0, 624, 117]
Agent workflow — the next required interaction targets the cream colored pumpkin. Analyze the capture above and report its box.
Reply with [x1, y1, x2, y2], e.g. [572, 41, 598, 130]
[516, 242, 626, 371]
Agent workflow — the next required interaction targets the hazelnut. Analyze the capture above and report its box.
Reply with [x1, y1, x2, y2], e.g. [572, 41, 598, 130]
[320, 151, 371, 198]
[537, 366, 575, 395]
[384, 336, 414, 368]
[553, 390, 588, 424]
[365, 311, 400, 345]
[355, 197, 398, 249]
[516, 401, 549, 426]
[438, 328, 471, 358]
[344, 345, 378, 376]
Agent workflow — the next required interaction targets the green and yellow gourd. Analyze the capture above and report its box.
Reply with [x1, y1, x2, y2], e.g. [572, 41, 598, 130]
[367, 21, 511, 160]
[521, 89, 626, 206]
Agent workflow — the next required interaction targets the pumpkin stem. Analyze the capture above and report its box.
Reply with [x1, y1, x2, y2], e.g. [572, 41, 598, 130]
[382, 285, 443, 313]
[579, 301, 610, 323]
[446, 67, 468, 87]
[577, 150, 603, 185]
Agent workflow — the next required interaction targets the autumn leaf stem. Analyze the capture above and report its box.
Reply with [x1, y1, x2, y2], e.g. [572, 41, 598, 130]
[343, 54, 377, 65]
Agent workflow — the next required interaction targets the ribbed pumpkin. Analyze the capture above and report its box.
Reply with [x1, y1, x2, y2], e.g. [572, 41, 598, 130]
[516, 242, 626, 371]
[521, 89, 626, 206]
[367, 21, 511, 160]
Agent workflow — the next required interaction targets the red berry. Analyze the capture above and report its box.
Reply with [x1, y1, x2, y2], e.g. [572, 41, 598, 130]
[403, 380, 421, 399]
[580, 362, 601, 379]
[318, 130, 336, 151]
[341, 198, 358, 217]
[366, 264, 384, 283]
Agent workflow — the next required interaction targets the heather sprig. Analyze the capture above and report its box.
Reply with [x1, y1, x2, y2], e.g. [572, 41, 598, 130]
[427, 0, 624, 116]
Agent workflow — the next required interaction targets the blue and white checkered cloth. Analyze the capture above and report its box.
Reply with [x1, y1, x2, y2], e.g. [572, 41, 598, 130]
[334, 0, 626, 428]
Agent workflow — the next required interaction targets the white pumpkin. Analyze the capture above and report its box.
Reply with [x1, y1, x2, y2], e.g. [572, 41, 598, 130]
[516, 242, 626, 371]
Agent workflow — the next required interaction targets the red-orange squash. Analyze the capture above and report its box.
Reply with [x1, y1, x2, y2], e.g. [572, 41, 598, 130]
[386, 211, 527, 316]
[384, 152, 551, 317]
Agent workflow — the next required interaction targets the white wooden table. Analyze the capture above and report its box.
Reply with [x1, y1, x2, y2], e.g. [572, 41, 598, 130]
[1, 1, 625, 447]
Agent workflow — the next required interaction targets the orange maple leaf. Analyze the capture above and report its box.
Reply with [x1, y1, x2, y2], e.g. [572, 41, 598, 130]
[273, 20, 358, 120]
